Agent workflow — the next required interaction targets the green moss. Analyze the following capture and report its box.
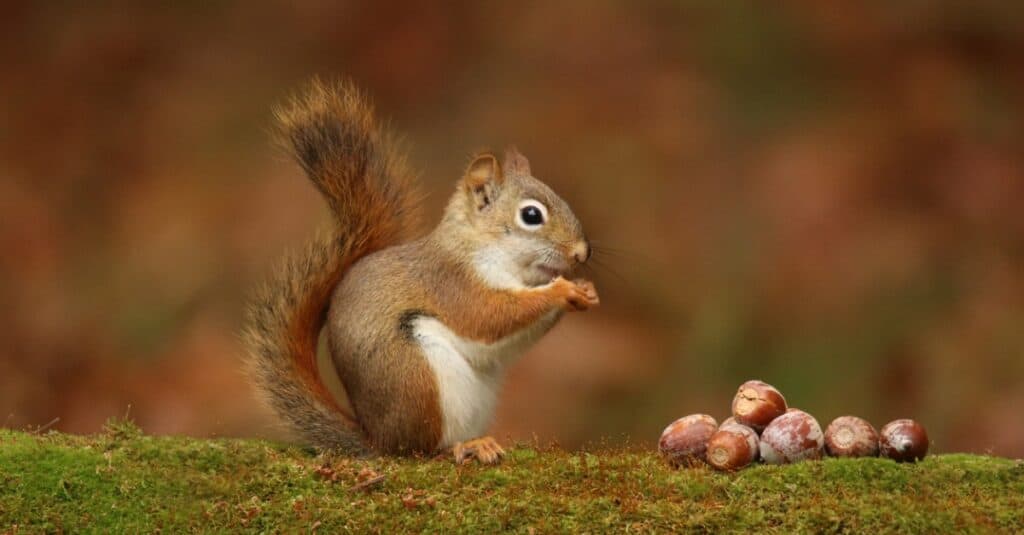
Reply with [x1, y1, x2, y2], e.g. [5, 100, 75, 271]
[2, 423, 1022, 533]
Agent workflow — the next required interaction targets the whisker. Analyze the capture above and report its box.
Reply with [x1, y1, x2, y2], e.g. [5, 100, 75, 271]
[590, 248, 631, 260]
[590, 242, 645, 260]
[589, 240, 660, 277]
[514, 240, 646, 291]
[586, 256, 630, 286]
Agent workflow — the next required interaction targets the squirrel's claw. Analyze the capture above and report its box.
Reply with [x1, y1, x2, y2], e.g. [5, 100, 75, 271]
[453, 436, 506, 465]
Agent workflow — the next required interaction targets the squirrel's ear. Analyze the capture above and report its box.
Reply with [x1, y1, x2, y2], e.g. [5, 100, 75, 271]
[503, 146, 531, 177]
[463, 152, 504, 211]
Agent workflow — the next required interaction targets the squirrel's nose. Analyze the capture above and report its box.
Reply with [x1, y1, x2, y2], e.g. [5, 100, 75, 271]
[572, 240, 591, 264]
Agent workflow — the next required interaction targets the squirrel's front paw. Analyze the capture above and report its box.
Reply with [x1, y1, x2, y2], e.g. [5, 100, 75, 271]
[554, 277, 600, 311]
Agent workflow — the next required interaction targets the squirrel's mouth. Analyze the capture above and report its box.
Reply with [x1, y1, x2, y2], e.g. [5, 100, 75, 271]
[535, 263, 568, 282]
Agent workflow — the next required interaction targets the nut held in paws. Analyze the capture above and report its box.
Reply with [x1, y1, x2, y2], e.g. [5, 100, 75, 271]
[706, 422, 759, 471]
[879, 419, 929, 462]
[659, 414, 717, 467]
[731, 380, 788, 432]
[759, 409, 824, 464]
[824, 416, 879, 458]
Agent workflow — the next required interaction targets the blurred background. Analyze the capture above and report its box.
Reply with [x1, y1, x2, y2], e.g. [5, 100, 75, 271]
[2, 1, 1022, 457]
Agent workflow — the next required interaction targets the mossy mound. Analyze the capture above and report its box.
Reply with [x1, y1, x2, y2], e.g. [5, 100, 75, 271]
[2, 423, 1022, 533]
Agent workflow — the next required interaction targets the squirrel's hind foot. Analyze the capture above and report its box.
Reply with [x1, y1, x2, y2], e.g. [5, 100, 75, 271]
[452, 436, 506, 465]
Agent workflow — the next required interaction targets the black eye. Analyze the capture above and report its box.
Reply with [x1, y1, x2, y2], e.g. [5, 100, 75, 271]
[520, 205, 544, 226]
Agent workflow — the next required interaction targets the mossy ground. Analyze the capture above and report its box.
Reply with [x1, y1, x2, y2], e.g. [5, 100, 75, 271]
[1, 422, 1022, 533]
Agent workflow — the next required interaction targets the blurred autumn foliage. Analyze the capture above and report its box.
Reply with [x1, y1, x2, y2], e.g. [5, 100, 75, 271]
[2, 1, 1022, 456]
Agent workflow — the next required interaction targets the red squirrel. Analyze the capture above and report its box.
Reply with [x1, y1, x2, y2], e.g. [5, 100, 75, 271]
[243, 79, 598, 464]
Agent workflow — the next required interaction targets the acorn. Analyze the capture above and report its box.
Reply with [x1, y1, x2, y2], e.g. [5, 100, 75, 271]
[824, 416, 879, 458]
[706, 422, 759, 471]
[879, 419, 929, 462]
[759, 409, 824, 464]
[731, 380, 788, 432]
[658, 414, 718, 467]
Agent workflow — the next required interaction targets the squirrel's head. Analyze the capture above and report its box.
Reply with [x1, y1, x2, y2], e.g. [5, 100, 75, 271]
[441, 148, 590, 288]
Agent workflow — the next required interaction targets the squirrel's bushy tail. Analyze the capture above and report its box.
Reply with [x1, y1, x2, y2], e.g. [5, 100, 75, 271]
[243, 79, 420, 451]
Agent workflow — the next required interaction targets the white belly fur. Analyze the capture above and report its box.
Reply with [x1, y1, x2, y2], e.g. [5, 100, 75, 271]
[412, 310, 560, 449]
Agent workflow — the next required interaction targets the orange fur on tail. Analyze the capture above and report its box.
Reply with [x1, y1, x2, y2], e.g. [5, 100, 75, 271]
[242, 79, 420, 451]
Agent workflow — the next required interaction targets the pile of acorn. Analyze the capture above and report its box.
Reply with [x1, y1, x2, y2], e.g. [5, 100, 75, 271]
[659, 380, 929, 471]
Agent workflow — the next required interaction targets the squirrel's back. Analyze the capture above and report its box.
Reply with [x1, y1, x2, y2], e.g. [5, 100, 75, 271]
[242, 79, 420, 451]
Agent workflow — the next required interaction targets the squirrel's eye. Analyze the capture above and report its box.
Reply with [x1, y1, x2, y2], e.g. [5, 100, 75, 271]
[516, 200, 547, 230]
[521, 206, 543, 225]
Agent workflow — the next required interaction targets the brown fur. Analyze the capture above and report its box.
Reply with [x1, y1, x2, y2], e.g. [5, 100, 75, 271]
[242, 79, 420, 452]
[326, 236, 594, 454]
[246, 80, 595, 457]
[327, 241, 445, 454]
[428, 253, 592, 343]
[326, 151, 595, 455]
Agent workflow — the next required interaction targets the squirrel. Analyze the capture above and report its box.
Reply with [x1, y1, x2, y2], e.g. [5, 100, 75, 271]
[243, 79, 598, 465]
